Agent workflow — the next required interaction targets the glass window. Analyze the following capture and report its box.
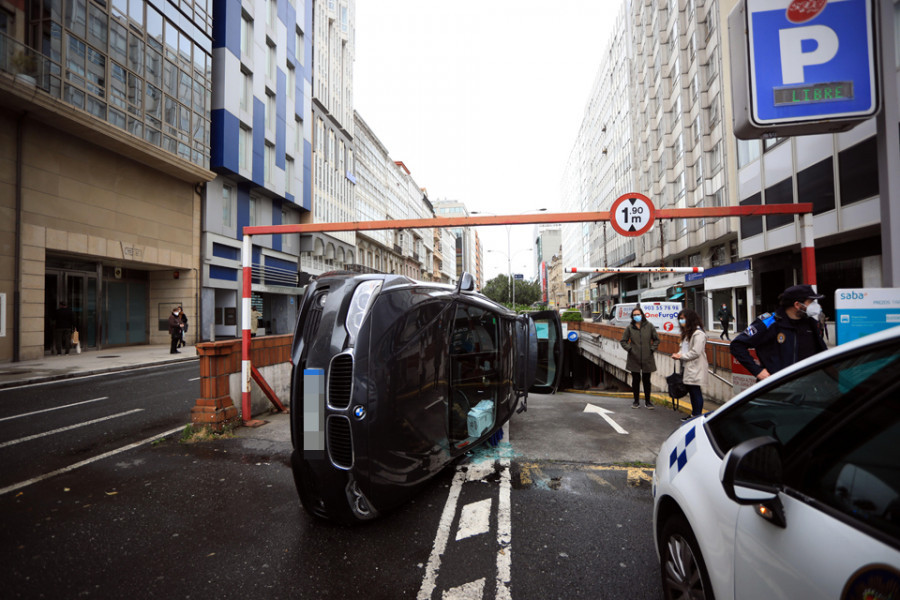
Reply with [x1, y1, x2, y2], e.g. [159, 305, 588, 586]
[790, 385, 900, 543]
[109, 107, 126, 129]
[764, 177, 794, 230]
[146, 6, 163, 51]
[178, 69, 191, 104]
[127, 31, 143, 76]
[87, 4, 107, 49]
[736, 138, 760, 168]
[223, 184, 233, 227]
[798, 157, 835, 215]
[239, 126, 251, 171]
[109, 21, 127, 63]
[163, 60, 177, 95]
[739, 193, 763, 238]
[449, 304, 501, 446]
[128, 0, 143, 26]
[708, 341, 900, 455]
[66, 0, 87, 38]
[165, 20, 178, 61]
[67, 35, 86, 78]
[110, 62, 126, 108]
[145, 48, 161, 85]
[839, 137, 879, 206]
[145, 83, 161, 117]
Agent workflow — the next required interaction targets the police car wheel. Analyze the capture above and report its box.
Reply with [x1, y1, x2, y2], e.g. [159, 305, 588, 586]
[660, 513, 715, 600]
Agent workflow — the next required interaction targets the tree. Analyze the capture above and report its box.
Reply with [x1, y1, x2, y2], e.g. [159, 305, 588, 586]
[481, 275, 543, 310]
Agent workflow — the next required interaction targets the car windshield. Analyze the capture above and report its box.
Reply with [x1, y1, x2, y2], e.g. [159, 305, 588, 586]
[707, 340, 900, 456]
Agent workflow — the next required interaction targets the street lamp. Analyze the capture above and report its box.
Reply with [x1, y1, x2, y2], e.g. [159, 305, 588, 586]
[473, 208, 546, 309]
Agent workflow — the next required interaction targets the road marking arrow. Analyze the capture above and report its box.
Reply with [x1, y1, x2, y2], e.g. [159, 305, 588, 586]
[583, 403, 629, 435]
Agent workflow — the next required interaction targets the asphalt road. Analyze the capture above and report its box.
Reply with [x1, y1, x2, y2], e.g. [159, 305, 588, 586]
[1, 370, 681, 599]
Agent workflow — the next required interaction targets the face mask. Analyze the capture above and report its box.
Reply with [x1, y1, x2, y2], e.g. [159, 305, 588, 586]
[633, 315, 642, 323]
[803, 301, 822, 319]
[678, 318, 686, 326]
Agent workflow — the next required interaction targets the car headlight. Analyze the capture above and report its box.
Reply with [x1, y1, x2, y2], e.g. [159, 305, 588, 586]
[345, 280, 382, 344]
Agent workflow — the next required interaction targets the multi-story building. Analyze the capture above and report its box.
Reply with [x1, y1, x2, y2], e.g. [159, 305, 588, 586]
[204, 0, 313, 339]
[1, 0, 216, 360]
[353, 113, 439, 280]
[433, 199, 478, 281]
[722, 0, 895, 326]
[562, 0, 738, 328]
[305, 0, 355, 279]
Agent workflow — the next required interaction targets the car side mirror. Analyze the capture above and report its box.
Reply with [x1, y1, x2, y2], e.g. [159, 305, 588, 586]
[456, 272, 475, 294]
[720, 436, 786, 527]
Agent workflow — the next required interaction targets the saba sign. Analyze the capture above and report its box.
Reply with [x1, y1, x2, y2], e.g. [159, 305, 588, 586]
[729, 0, 880, 139]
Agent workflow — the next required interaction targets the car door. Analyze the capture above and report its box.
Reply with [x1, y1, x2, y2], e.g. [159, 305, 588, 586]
[713, 340, 900, 598]
[525, 309, 563, 394]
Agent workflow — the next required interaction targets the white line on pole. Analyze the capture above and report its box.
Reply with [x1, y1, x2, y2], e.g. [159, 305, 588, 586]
[0, 424, 185, 496]
[0, 397, 109, 423]
[583, 403, 629, 434]
[0, 409, 145, 449]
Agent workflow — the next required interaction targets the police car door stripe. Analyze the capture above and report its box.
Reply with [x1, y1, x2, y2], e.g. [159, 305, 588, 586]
[669, 426, 697, 482]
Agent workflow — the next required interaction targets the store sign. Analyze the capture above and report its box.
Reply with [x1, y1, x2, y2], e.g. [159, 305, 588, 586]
[835, 288, 900, 344]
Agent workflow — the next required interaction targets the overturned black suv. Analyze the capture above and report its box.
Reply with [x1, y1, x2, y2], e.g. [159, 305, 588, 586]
[288, 272, 562, 524]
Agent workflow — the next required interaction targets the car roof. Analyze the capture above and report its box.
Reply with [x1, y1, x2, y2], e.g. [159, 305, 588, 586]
[720, 324, 900, 411]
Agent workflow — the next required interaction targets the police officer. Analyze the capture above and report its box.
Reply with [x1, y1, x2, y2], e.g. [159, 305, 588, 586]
[730, 284, 827, 381]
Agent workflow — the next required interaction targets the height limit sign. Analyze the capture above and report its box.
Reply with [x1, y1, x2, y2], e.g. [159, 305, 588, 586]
[610, 193, 656, 237]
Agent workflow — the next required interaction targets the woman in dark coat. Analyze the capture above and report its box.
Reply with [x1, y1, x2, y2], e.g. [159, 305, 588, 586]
[620, 305, 660, 409]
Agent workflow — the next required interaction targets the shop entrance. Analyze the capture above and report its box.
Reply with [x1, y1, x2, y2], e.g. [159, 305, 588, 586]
[45, 268, 99, 351]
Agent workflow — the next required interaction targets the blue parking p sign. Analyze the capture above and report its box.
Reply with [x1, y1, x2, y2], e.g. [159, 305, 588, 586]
[737, 0, 879, 133]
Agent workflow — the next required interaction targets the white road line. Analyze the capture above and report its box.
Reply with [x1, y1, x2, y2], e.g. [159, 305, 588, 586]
[0, 397, 109, 423]
[496, 459, 512, 600]
[188, 377, 201, 381]
[418, 468, 467, 600]
[442, 578, 485, 600]
[0, 409, 145, 449]
[0, 424, 186, 496]
[456, 498, 492, 541]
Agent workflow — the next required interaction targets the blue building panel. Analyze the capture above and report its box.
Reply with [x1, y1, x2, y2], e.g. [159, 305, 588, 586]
[210, 109, 240, 172]
[267, 255, 295, 273]
[286, 2, 296, 66]
[237, 183, 251, 241]
[272, 198, 283, 252]
[276, 69, 287, 170]
[252, 97, 265, 185]
[210, 265, 239, 282]
[212, 0, 241, 57]
[212, 242, 241, 260]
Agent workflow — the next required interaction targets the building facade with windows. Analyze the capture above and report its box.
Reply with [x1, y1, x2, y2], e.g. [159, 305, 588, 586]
[353, 112, 438, 280]
[562, 0, 741, 328]
[433, 199, 479, 283]
[1, 0, 215, 361]
[205, 0, 312, 339]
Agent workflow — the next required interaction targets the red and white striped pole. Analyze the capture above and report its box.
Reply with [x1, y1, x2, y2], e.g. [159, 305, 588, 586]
[241, 234, 252, 423]
[800, 213, 817, 286]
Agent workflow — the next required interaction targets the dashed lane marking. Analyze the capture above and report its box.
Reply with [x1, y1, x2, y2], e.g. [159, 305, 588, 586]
[0, 409, 145, 448]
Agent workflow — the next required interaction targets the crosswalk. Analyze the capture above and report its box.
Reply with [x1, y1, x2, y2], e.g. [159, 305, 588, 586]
[417, 431, 655, 599]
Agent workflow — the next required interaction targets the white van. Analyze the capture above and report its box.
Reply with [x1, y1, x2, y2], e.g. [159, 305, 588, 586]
[609, 302, 682, 333]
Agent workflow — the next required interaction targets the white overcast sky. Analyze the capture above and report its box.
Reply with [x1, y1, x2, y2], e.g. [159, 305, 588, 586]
[353, 0, 617, 281]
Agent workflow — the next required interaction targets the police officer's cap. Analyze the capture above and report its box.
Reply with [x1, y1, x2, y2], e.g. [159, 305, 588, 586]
[780, 284, 824, 304]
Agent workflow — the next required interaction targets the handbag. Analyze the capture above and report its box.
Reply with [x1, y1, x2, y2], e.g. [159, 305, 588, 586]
[666, 362, 689, 410]
[71, 328, 80, 345]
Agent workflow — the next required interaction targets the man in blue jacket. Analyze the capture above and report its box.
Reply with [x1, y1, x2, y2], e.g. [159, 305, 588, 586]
[730, 284, 827, 381]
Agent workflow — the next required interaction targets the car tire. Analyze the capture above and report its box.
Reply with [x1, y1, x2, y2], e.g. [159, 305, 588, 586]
[660, 512, 715, 600]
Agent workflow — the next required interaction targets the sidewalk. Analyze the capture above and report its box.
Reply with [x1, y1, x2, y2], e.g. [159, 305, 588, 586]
[0, 344, 199, 390]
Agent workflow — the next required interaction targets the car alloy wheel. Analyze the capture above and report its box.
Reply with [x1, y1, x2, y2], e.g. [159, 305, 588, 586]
[660, 513, 714, 600]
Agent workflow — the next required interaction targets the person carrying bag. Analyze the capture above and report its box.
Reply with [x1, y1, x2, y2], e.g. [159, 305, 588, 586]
[671, 308, 709, 421]
[665, 362, 688, 411]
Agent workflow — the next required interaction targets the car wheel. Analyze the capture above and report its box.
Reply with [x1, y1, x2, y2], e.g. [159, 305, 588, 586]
[660, 513, 715, 600]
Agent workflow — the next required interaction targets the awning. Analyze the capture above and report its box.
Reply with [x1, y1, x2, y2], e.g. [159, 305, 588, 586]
[639, 286, 670, 301]
[669, 292, 685, 300]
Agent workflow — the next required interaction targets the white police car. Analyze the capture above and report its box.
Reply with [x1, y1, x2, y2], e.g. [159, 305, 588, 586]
[653, 325, 900, 599]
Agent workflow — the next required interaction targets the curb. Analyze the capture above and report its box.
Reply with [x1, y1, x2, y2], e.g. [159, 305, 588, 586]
[0, 355, 200, 390]
[562, 388, 720, 415]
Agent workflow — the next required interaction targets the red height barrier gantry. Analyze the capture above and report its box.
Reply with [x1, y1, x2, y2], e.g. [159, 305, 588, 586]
[238, 203, 814, 424]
